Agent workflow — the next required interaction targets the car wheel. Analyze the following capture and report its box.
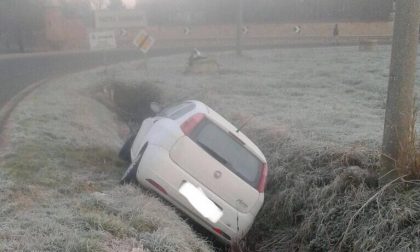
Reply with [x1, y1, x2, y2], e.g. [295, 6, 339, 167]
[118, 134, 136, 162]
[120, 143, 148, 185]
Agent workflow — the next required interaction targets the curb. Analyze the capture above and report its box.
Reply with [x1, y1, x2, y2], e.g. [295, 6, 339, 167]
[0, 78, 49, 136]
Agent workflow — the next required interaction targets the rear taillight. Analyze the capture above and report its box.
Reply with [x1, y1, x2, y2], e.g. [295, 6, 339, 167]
[212, 227, 231, 240]
[181, 113, 205, 136]
[213, 227, 222, 235]
[146, 179, 167, 195]
[258, 163, 268, 193]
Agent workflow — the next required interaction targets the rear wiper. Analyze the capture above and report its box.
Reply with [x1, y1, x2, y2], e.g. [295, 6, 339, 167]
[197, 141, 232, 168]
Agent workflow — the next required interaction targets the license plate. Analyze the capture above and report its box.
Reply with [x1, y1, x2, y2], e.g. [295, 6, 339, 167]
[179, 182, 223, 223]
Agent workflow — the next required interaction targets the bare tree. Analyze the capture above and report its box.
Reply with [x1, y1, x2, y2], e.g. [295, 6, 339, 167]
[0, 1, 12, 49]
[381, 0, 420, 181]
[0, 0, 44, 53]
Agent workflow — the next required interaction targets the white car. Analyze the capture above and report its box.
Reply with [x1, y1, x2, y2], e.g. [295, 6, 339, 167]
[119, 100, 268, 243]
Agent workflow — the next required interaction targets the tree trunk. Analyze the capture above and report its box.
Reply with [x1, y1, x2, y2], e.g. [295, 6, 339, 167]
[381, 0, 420, 181]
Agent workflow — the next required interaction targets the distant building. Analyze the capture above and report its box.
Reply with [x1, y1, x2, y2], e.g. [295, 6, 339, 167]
[41, 0, 91, 50]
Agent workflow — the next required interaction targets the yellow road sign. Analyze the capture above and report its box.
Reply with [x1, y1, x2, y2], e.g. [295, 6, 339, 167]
[133, 30, 155, 54]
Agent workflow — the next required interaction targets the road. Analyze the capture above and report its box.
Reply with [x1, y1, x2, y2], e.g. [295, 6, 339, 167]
[0, 37, 389, 109]
[0, 48, 186, 108]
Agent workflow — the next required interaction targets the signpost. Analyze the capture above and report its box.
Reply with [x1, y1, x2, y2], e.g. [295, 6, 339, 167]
[133, 30, 156, 72]
[133, 30, 155, 54]
[90, 11, 155, 71]
[93, 10, 152, 51]
[88, 31, 117, 50]
[94, 10, 147, 29]
[88, 31, 117, 78]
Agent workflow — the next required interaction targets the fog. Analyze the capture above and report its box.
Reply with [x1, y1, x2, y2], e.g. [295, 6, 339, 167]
[0, 0, 394, 53]
[3, 0, 420, 251]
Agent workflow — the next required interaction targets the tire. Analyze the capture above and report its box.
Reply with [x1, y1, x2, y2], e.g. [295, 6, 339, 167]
[120, 161, 138, 185]
[120, 143, 148, 185]
[118, 134, 136, 162]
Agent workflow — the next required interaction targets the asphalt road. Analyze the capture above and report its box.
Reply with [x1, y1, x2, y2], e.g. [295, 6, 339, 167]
[0, 48, 187, 108]
[0, 38, 383, 109]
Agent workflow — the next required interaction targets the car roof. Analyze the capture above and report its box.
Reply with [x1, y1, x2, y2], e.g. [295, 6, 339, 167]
[185, 100, 267, 163]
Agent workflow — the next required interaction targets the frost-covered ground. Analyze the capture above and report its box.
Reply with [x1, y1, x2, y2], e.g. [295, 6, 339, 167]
[0, 69, 212, 251]
[2, 45, 420, 251]
[110, 45, 420, 149]
[99, 46, 420, 251]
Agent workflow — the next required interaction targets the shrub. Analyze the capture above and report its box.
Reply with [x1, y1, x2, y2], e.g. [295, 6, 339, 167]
[244, 128, 387, 252]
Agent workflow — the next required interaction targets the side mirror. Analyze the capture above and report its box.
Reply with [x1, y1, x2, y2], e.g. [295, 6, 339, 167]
[150, 102, 162, 114]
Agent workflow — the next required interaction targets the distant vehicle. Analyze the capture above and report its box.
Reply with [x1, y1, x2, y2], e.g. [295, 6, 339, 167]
[119, 100, 268, 243]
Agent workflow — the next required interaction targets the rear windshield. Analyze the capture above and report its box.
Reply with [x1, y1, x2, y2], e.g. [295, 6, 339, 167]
[190, 119, 262, 188]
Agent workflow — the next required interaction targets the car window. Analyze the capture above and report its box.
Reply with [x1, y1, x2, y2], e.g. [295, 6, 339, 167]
[190, 119, 262, 188]
[169, 103, 196, 119]
[157, 103, 183, 117]
[158, 102, 196, 120]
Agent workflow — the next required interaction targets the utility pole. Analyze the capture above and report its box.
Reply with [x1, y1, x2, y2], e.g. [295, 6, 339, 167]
[381, 0, 420, 181]
[235, 0, 243, 56]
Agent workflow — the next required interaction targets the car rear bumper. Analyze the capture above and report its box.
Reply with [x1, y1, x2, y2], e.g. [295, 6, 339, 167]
[136, 143, 257, 243]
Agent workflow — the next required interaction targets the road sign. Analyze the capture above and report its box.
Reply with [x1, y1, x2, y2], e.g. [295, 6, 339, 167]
[89, 31, 117, 50]
[133, 30, 155, 53]
[118, 28, 128, 38]
[95, 10, 147, 29]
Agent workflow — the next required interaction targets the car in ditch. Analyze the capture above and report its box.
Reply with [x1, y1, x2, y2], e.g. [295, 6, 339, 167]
[119, 100, 268, 243]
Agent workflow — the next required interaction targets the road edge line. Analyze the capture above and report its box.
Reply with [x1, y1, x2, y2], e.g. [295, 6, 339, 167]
[0, 78, 50, 136]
